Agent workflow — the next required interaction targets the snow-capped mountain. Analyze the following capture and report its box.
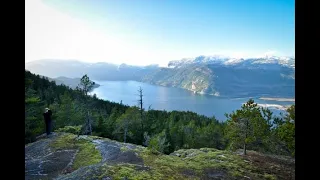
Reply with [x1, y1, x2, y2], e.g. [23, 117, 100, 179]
[168, 55, 295, 69]
[26, 56, 295, 99]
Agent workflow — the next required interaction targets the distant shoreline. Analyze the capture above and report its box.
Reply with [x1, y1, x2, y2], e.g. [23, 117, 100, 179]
[94, 81, 294, 101]
[259, 97, 295, 102]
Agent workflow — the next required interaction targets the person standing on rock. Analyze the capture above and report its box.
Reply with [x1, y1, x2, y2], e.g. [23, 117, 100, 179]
[43, 108, 53, 136]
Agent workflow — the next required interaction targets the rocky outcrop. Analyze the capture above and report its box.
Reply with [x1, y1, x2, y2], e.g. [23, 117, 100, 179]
[25, 133, 78, 180]
[25, 133, 146, 180]
[25, 133, 295, 180]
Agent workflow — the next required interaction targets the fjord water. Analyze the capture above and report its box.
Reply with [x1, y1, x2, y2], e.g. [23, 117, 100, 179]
[91, 81, 294, 121]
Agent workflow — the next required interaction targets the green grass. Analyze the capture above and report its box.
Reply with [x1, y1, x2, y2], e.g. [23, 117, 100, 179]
[50, 133, 78, 150]
[263, 173, 277, 180]
[120, 146, 129, 152]
[72, 138, 102, 169]
[50, 133, 102, 170]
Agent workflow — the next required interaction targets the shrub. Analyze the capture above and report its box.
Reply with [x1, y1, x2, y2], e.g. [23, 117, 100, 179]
[55, 125, 82, 135]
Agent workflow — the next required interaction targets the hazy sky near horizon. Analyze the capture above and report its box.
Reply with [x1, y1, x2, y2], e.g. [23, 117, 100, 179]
[25, 0, 294, 66]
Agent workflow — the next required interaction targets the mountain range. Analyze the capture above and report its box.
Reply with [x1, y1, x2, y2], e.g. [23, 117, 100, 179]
[25, 55, 295, 98]
[39, 75, 100, 90]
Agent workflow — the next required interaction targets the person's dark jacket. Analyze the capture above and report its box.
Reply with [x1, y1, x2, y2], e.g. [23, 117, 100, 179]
[43, 110, 52, 122]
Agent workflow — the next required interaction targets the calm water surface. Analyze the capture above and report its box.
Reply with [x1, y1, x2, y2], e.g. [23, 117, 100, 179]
[91, 81, 294, 121]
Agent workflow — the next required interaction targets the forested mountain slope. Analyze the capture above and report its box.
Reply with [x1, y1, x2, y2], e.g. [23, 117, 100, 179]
[26, 56, 294, 98]
[25, 70, 295, 158]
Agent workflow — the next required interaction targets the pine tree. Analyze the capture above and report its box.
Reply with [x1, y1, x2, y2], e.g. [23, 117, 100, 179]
[274, 105, 295, 156]
[225, 99, 271, 155]
[77, 74, 95, 135]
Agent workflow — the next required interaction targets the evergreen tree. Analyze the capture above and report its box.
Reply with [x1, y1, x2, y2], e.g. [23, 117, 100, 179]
[274, 105, 295, 156]
[25, 70, 293, 156]
[77, 74, 95, 135]
[225, 99, 271, 155]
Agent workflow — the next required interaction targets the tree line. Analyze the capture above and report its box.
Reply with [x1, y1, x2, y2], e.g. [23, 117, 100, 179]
[25, 70, 295, 156]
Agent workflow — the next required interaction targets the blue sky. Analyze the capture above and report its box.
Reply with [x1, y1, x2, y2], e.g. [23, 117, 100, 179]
[26, 0, 294, 66]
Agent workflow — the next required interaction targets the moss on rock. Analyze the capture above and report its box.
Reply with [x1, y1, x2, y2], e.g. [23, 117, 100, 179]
[50, 133, 102, 171]
[55, 125, 82, 135]
[72, 139, 102, 169]
[37, 133, 293, 180]
[135, 148, 264, 179]
[50, 133, 78, 150]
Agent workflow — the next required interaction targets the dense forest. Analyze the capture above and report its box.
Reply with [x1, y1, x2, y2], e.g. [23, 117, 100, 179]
[25, 70, 295, 156]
